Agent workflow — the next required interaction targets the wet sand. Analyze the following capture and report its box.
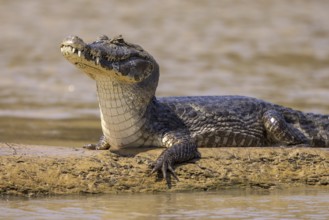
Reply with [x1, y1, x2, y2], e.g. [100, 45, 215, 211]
[1, 143, 328, 197]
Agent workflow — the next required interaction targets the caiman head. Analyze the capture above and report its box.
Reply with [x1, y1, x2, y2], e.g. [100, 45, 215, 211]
[60, 35, 159, 96]
[61, 35, 160, 148]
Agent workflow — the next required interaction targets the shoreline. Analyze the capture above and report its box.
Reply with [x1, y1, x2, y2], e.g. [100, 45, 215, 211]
[0, 143, 328, 197]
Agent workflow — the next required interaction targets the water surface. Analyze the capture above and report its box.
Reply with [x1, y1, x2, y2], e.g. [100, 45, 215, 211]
[1, 188, 329, 220]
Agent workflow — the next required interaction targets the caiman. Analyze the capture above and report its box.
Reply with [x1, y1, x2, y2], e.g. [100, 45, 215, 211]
[61, 35, 329, 184]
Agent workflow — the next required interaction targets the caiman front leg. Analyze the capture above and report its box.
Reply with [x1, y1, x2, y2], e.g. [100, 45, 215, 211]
[151, 131, 201, 186]
[83, 135, 111, 150]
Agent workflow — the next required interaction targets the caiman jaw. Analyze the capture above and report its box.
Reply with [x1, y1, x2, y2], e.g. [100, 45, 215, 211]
[60, 35, 105, 79]
[60, 35, 157, 83]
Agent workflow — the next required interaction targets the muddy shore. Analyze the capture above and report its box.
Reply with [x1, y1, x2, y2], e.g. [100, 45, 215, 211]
[0, 143, 328, 197]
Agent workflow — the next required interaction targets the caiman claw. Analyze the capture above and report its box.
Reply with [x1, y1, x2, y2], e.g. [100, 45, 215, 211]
[150, 149, 179, 187]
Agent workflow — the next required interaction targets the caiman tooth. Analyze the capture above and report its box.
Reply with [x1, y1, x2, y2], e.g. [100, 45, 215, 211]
[96, 57, 100, 65]
[72, 48, 76, 53]
[78, 50, 81, 57]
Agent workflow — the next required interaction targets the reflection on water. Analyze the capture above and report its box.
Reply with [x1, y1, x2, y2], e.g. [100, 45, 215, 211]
[1, 188, 329, 220]
[1, 0, 329, 144]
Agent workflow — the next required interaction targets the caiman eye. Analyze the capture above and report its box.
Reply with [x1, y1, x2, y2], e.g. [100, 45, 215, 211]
[110, 35, 125, 45]
[98, 35, 109, 41]
[116, 36, 125, 43]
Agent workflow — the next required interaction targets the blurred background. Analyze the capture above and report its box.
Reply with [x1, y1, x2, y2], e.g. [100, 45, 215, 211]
[1, 0, 329, 146]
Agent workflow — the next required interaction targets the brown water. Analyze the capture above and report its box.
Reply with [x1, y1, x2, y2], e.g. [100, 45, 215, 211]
[1, 188, 329, 220]
[1, 0, 329, 218]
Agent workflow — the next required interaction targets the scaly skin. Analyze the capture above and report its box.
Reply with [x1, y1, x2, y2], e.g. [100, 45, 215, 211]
[61, 35, 329, 185]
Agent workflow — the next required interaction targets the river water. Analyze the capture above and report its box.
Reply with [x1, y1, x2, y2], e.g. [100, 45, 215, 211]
[1, 0, 329, 218]
[1, 188, 329, 220]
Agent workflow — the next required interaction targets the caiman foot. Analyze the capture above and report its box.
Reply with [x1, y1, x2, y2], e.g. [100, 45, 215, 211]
[150, 142, 201, 188]
[150, 149, 179, 188]
[83, 135, 110, 150]
[151, 149, 179, 179]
